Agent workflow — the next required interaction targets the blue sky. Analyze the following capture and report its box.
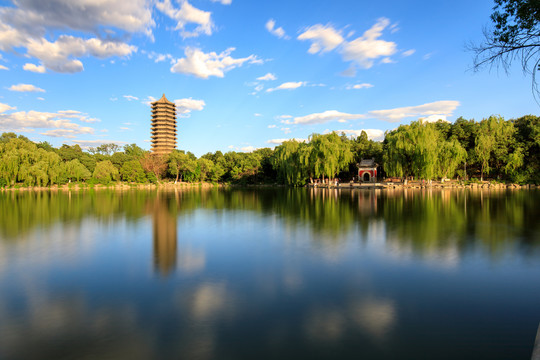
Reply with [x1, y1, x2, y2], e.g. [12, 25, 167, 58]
[0, 0, 537, 156]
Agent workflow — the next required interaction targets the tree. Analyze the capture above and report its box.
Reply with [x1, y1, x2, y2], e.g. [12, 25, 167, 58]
[120, 160, 146, 183]
[123, 143, 146, 158]
[92, 160, 119, 184]
[64, 159, 91, 182]
[141, 153, 168, 182]
[471, 0, 540, 98]
[168, 150, 196, 183]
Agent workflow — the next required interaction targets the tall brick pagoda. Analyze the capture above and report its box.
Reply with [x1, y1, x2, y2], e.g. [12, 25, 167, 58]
[151, 94, 177, 155]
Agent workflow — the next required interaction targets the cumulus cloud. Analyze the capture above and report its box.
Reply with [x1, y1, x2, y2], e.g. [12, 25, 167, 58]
[341, 18, 397, 69]
[0, 1, 147, 73]
[266, 19, 288, 39]
[24, 35, 137, 73]
[267, 81, 305, 92]
[0, 103, 15, 113]
[0, 106, 98, 137]
[297, 24, 344, 54]
[257, 73, 277, 81]
[211, 0, 232, 4]
[156, 0, 213, 38]
[298, 18, 398, 70]
[0, 0, 153, 36]
[291, 100, 460, 125]
[174, 98, 205, 116]
[9, 84, 45, 92]
[171, 47, 261, 78]
[23, 63, 46, 73]
[0, 64, 8, 70]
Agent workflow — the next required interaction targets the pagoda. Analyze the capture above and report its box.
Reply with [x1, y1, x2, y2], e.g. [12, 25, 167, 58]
[151, 94, 177, 155]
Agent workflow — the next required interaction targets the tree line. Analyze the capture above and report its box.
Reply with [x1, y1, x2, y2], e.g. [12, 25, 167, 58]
[0, 114, 538, 188]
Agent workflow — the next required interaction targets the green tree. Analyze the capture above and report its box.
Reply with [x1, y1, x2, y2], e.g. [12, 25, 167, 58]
[64, 159, 91, 182]
[120, 160, 146, 183]
[92, 160, 119, 184]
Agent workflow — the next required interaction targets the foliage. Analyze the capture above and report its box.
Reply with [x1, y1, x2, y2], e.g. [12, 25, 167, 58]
[92, 160, 119, 184]
[141, 153, 168, 181]
[471, 0, 540, 98]
[1, 114, 539, 187]
[120, 160, 146, 183]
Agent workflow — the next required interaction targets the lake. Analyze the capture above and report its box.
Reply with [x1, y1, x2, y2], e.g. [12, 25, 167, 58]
[0, 187, 539, 360]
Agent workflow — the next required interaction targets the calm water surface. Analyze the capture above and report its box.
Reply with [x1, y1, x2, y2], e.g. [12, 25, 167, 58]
[0, 188, 539, 360]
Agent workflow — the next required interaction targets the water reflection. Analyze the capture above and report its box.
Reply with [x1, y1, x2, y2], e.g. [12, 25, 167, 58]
[0, 188, 539, 359]
[151, 192, 177, 276]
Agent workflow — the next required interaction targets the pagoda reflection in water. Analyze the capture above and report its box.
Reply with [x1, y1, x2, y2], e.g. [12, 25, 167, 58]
[151, 193, 178, 276]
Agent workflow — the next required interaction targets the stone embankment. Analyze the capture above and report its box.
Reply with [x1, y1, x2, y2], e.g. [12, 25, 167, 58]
[306, 181, 537, 190]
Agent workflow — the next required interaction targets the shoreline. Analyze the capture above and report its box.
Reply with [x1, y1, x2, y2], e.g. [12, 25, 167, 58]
[0, 180, 537, 192]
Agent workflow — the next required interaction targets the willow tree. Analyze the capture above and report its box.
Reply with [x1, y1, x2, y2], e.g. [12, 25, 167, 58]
[64, 159, 91, 182]
[383, 125, 415, 179]
[307, 132, 352, 181]
[438, 138, 467, 179]
[271, 140, 308, 186]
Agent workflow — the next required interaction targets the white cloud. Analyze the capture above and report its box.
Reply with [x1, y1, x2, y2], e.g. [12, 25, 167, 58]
[291, 100, 460, 125]
[146, 51, 173, 63]
[367, 100, 460, 122]
[174, 97, 205, 116]
[266, 19, 288, 39]
[171, 47, 260, 78]
[23, 63, 46, 73]
[332, 129, 385, 141]
[297, 18, 398, 70]
[402, 49, 415, 57]
[0, 103, 15, 113]
[267, 81, 306, 92]
[123, 95, 139, 101]
[347, 83, 374, 90]
[419, 115, 450, 123]
[40, 129, 92, 138]
[298, 24, 344, 54]
[257, 73, 277, 81]
[292, 110, 365, 125]
[9, 84, 45, 92]
[254, 113, 262, 117]
[0, 0, 153, 36]
[267, 124, 276, 128]
[280, 127, 291, 134]
[0, 64, 8, 70]
[156, 0, 213, 38]
[211, 0, 232, 4]
[0, 1, 145, 73]
[241, 146, 257, 152]
[142, 96, 157, 106]
[341, 18, 397, 69]
[0, 107, 98, 137]
[24, 35, 137, 73]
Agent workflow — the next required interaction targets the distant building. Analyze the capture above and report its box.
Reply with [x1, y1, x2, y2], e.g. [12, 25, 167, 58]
[151, 94, 177, 155]
[358, 158, 377, 182]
